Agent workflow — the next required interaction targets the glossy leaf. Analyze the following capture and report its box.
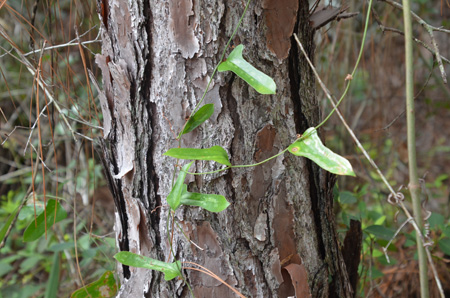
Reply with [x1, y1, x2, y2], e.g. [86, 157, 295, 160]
[288, 128, 355, 176]
[167, 162, 193, 211]
[114, 252, 181, 281]
[23, 199, 67, 242]
[164, 146, 231, 166]
[218, 44, 276, 95]
[71, 271, 117, 298]
[182, 104, 214, 135]
[180, 185, 230, 212]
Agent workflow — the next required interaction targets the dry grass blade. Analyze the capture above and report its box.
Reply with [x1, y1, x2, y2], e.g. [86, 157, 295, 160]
[0, 24, 76, 141]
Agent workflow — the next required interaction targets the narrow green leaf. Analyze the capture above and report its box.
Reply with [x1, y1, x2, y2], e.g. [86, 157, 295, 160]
[44, 252, 60, 298]
[167, 162, 193, 211]
[114, 252, 181, 281]
[182, 104, 214, 135]
[180, 185, 230, 212]
[71, 271, 117, 298]
[164, 146, 231, 166]
[0, 205, 20, 244]
[288, 128, 355, 176]
[23, 199, 67, 242]
[218, 44, 276, 95]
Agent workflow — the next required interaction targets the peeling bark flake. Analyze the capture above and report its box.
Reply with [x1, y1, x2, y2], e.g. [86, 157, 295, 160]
[262, 0, 299, 60]
[253, 212, 267, 241]
[108, 61, 135, 178]
[169, 0, 200, 59]
[283, 263, 311, 297]
[254, 124, 277, 162]
[89, 68, 112, 138]
[190, 221, 237, 293]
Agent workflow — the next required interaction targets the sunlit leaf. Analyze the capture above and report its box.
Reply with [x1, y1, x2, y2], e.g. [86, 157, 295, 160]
[71, 271, 117, 298]
[218, 44, 276, 95]
[374, 215, 386, 226]
[288, 128, 355, 176]
[167, 162, 193, 211]
[23, 199, 67, 242]
[114, 252, 181, 281]
[180, 185, 230, 212]
[182, 104, 214, 135]
[164, 146, 231, 166]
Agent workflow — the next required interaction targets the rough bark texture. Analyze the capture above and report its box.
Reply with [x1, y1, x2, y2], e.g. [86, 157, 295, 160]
[96, 0, 352, 297]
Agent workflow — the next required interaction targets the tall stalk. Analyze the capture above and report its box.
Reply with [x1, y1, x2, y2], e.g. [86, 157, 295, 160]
[401, 0, 429, 297]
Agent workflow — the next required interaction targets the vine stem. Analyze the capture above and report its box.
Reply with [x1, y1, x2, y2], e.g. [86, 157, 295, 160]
[295, 0, 444, 295]
[177, 0, 252, 141]
[401, 0, 429, 296]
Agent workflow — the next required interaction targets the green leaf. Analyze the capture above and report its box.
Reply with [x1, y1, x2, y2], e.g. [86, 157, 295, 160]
[48, 242, 75, 252]
[23, 199, 67, 242]
[444, 226, 450, 238]
[338, 191, 357, 204]
[71, 271, 117, 298]
[44, 252, 60, 298]
[0, 204, 20, 244]
[218, 44, 276, 95]
[114, 252, 181, 281]
[374, 215, 386, 226]
[164, 146, 231, 166]
[180, 185, 230, 212]
[167, 162, 193, 211]
[182, 104, 214, 135]
[428, 212, 444, 229]
[288, 128, 355, 176]
[438, 238, 450, 256]
[371, 249, 383, 258]
[365, 225, 395, 240]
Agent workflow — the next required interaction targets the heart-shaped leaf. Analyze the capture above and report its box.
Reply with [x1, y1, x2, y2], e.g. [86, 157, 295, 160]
[23, 199, 67, 242]
[288, 127, 355, 176]
[182, 104, 214, 136]
[114, 252, 181, 281]
[164, 146, 231, 166]
[167, 162, 193, 211]
[180, 185, 230, 212]
[218, 45, 276, 95]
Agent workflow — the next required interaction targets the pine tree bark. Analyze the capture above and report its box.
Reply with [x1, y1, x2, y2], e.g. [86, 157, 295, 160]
[96, 0, 352, 297]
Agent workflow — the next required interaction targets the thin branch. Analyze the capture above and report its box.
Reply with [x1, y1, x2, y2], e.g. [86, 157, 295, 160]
[0, 24, 76, 141]
[1, 126, 31, 146]
[293, 33, 445, 298]
[0, 153, 40, 249]
[23, 26, 100, 57]
[371, 8, 450, 65]
[379, 0, 448, 83]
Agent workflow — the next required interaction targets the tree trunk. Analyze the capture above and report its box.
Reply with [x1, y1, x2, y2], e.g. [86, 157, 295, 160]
[96, 0, 352, 297]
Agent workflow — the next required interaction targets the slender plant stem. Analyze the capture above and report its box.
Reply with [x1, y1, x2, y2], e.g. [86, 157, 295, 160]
[401, 0, 429, 297]
[177, 0, 252, 141]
